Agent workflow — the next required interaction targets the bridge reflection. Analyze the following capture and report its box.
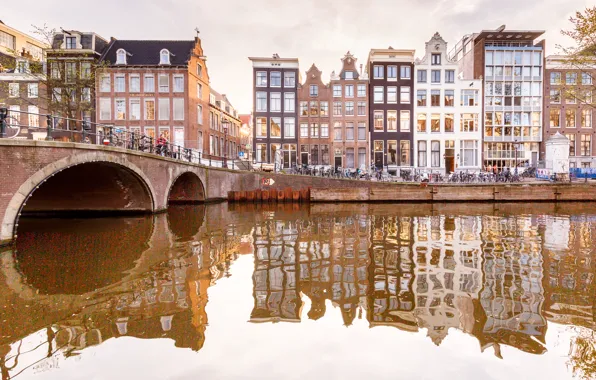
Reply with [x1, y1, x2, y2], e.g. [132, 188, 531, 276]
[0, 203, 595, 379]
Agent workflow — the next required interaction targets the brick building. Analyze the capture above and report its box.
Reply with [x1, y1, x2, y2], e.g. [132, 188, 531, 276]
[238, 113, 253, 161]
[330, 52, 370, 169]
[544, 55, 595, 168]
[0, 21, 48, 139]
[207, 89, 241, 159]
[298, 64, 331, 166]
[96, 38, 209, 150]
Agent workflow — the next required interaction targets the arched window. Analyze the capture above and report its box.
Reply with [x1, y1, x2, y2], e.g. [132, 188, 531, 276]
[160, 49, 170, 65]
[116, 48, 126, 65]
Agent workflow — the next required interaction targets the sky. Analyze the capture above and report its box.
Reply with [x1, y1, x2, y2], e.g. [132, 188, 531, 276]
[3, 0, 593, 114]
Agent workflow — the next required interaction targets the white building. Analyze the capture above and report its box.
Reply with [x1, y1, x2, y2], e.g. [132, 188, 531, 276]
[414, 33, 483, 174]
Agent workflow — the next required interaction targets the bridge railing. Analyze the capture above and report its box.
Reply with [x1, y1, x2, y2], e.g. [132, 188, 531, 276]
[0, 108, 244, 170]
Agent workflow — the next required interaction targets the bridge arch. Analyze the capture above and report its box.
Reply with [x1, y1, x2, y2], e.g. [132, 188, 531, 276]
[167, 171, 206, 204]
[1, 152, 157, 241]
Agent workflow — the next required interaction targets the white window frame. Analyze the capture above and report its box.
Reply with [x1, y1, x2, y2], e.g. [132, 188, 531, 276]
[173, 75, 184, 93]
[116, 48, 127, 65]
[160, 49, 171, 65]
[144, 74, 155, 92]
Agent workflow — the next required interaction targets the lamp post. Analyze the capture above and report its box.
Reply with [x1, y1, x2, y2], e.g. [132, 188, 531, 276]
[222, 119, 229, 168]
[0, 107, 7, 138]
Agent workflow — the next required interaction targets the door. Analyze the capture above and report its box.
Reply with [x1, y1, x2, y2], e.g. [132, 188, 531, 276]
[374, 151, 383, 169]
[531, 152, 538, 167]
[301, 152, 309, 166]
[445, 157, 455, 173]
[334, 156, 342, 170]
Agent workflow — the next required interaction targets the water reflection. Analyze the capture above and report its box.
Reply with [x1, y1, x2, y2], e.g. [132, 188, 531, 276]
[0, 203, 595, 379]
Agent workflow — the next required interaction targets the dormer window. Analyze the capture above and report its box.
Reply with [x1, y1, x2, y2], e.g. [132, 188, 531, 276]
[344, 71, 354, 80]
[65, 36, 76, 49]
[160, 49, 171, 65]
[116, 49, 127, 65]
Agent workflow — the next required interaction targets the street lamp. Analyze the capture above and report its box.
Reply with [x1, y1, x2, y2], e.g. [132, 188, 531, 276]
[222, 119, 230, 168]
[0, 107, 7, 138]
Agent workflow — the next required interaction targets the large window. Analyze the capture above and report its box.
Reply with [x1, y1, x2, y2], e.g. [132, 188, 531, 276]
[145, 99, 155, 120]
[357, 84, 366, 97]
[580, 134, 591, 156]
[256, 71, 267, 87]
[173, 75, 184, 92]
[431, 53, 441, 65]
[400, 110, 410, 132]
[284, 93, 295, 112]
[566, 109, 576, 128]
[310, 85, 319, 97]
[270, 117, 281, 137]
[130, 98, 141, 120]
[417, 70, 427, 83]
[461, 90, 478, 106]
[173, 98, 184, 120]
[582, 109, 592, 128]
[387, 140, 397, 165]
[418, 141, 427, 167]
[0, 30, 16, 50]
[28, 83, 38, 98]
[333, 84, 342, 97]
[158, 98, 170, 120]
[387, 86, 397, 103]
[358, 122, 366, 140]
[333, 101, 342, 116]
[300, 123, 308, 137]
[99, 98, 111, 120]
[310, 101, 319, 116]
[270, 93, 281, 112]
[256, 143, 267, 162]
[345, 84, 354, 97]
[321, 123, 329, 138]
[417, 90, 427, 106]
[284, 118, 295, 138]
[374, 110, 384, 131]
[373, 65, 384, 79]
[550, 89, 561, 104]
[374, 86, 384, 103]
[550, 72, 561, 85]
[345, 101, 354, 116]
[431, 114, 440, 132]
[461, 113, 478, 132]
[387, 65, 397, 80]
[8, 83, 19, 98]
[582, 73, 592, 85]
[284, 72, 296, 87]
[300, 101, 308, 116]
[310, 123, 319, 138]
[320, 101, 329, 116]
[568, 134, 576, 156]
[460, 140, 478, 167]
[115, 99, 126, 120]
[357, 101, 366, 116]
[387, 110, 397, 131]
[445, 114, 454, 132]
[400, 140, 410, 166]
[431, 141, 440, 167]
[550, 109, 560, 128]
[334, 122, 342, 141]
[401, 87, 411, 104]
[566, 72, 578, 85]
[256, 92, 267, 112]
[65, 36, 76, 49]
[445, 70, 455, 83]
[346, 122, 355, 140]
[444, 90, 454, 107]
[158, 74, 169, 92]
[270, 72, 281, 87]
[144, 75, 155, 92]
[417, 114, 427, 132]
[400, 66, 411, 80]
[431, 90, 440, 106]
[431, 70, 441, 83]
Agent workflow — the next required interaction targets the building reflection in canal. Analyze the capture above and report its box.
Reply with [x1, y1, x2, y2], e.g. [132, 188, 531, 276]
[0, 203, 595, 379]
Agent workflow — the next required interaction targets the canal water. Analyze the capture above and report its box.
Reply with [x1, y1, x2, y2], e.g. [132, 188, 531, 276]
[1, 203, 595, 380]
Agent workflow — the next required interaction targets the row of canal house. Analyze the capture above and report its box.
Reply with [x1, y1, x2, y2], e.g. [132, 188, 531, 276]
[250, 27, 596, 173]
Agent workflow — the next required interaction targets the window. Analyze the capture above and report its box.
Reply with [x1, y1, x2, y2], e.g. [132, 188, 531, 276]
[582, 73, 592, 85]
[580, 135, 591, 156]
[256, 117, 267, 137]
[270, 93, 281, 112]
[387, 140, 397, 165]
[417, 70, 427, 83]
[550, 89, 561, 104]
[417, 90, 427, 106]
[158, 74, 169, 92]
[582, 109, 592, 128]
[270, 72, 281, 87]
[124, 75, 139, 93]
[160, 49, 170, 65]
[344, 71, 354, 80]
[417, 114, 427, 132]
[387, 110, 397, 131]
[300, 101, 308, 116]
[550, 72, 562, 85]
[321, 123, 329, 138]
[400, 110, 410, 132]
[357, 84, 366, 97]
[284, 72, 296, 87]
[126, 98, 140, 120]
[27, 83, 38, 98]
[431, 54, 441, 65]
[460, 140, 478, 167]
[310, 84, 319, 97]
[387, 86, 397, 103]
[300, 123, 308, 137]
[144, 75, 155, 92]
[566, 72, 578, 85]
[445, 114, 454, 132]
[65, 62, 76, 83]
[357, 101, 366, 116]
[431, 90, 440, 106]
[320, 101, 329, 116]
[8, 83, 19, 97]
[284, 93, 295, 112]
[50, 62, 61, 79]
[159, 98, 170, 120]
[173, 75, 184, 92]
[197, 104, 203, 124]
[374, 86, 384, 103]
[373, 65, 384, 79]
[309, 101, 319, 116]
[358, 122, 366, 140]
[270, 117, 281, 137]
[112, 75, 124, 92]
[431, 141, 440, 167]
[445, 70, 455, 83]
[566, 109, 576, 128]
[374, 110, 384, 131]
[173, 98, 184, 120]
[345, 84, 354, 97]
[115, 99, 126, 120]
[197, 83, 202, 99]
[284, 118, 295, 138]
[27, 105, 39, 127]
[566, 90, 577, 104]
[256, 71, 267, 87]
[0, 30, 16, 50]
[346, 122, 355, 140]
[400, 141, 410, 166]
[568, 134, 576, 156]
[345, 101, 354, 116]
[431, 114, 440, 132]
[256, 92, 267, 112]
[461, 113, 478, 132]
[400, 87, 411, 104]
[197, 63, 203, 77]
[116, 49, 127, 64]
[333, 101, 342, 116]
[418, 141, 427, 167]
[400, 66, 411, 80]
[65, 36, 76, 49]
[333, 84, 342, 97]
[99, 98, 111, 120]
[80, 62, 91, 79]
[81, 87, 91, 102]
[442, 90, 454, 107]
[431, 70, 441, 83]
[461, 89, 478, 106]
[334, 122, 342, 141]
[145, 99, 155, 120]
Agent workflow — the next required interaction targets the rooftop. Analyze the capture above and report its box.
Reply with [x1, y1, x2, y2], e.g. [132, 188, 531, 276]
[100, 39, 196, 66]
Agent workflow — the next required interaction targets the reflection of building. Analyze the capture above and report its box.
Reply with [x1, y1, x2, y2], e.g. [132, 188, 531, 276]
[477, 215, 547, 355]
[413, 215, 483, 345]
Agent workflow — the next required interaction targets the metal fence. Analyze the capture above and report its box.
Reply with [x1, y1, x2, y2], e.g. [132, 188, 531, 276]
[0, 108, 246, 170]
